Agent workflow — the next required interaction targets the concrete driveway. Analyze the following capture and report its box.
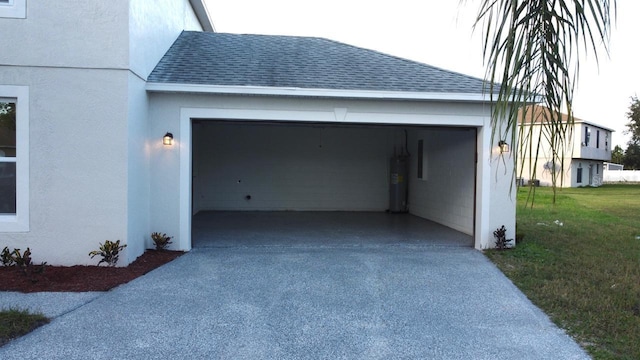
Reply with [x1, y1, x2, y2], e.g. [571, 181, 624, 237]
[0, 243, 588, 359]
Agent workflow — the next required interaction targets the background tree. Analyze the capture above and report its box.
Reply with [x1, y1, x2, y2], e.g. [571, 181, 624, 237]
[621, 96, 640, 169]
[622, 143, 640, 170]
[472, 0, 616, 202]
[624, 95, 639, 144]
[611, 145, 624, 164]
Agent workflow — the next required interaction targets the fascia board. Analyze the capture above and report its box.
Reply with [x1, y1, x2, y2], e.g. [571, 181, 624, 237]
[146, 82, 494, 103]
[189, 0, 215, 32]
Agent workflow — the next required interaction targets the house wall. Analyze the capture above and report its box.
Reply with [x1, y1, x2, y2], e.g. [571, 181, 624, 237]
[129, 0, 202, 80]
[0, 67, 130, 266]
[125, 0, 204, 262]
[148, 92, 515, 250]
[518, 121, 612, 188]
[573, 124, 612, 162]
[0, 0, 209, 265]
[571, 159, 604, 187]
[0, 2, 129, 69]
[193, 123, 402, 212]
[408, 128, 476, 235]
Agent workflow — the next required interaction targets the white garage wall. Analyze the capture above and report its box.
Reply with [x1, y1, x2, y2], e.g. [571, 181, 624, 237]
[408, 128, 476, 235]
[193, 122, 405, 212]
[148, 92, 513, 250]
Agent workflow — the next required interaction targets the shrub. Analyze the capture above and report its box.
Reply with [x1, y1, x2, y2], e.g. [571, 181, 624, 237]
[150, 232, 173, 250]
[1, 247, 47, 278]
[89, 240, 127, 267]
[1, 246, 14, 266]
[493, 225, 513, 250]
[1, 247, 32, 268]
[12, 248, 32, 268]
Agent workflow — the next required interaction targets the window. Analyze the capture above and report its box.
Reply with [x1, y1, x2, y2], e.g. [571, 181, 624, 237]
[0, 0, 26, 18]
[417, 140, 424, 179]
[596, 130, 600, 149]
[417, 139, 427, 180]
[584, 127, 590, 147]
[0, 85, 29, 231]
[605, 133, 609, 151]
[576, 163, 583, 184]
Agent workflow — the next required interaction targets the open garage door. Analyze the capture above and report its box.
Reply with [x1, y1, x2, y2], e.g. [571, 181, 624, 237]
[190, 120, 476, 247]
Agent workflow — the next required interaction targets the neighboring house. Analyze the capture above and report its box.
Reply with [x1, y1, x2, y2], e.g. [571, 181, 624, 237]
[1, 0, 515, 266]
[518, 105, 613, 187]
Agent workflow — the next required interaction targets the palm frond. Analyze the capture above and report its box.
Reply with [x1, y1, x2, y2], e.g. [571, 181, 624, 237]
[469, 0, 615, 203]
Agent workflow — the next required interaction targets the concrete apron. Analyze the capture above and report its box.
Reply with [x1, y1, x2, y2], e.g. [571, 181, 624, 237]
[0, 213, 589, 359]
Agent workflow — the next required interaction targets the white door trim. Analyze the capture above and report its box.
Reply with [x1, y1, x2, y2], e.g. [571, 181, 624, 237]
[178, 106, 491, 250]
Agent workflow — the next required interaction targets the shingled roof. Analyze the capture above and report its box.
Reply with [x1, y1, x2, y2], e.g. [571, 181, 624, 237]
[148, 31, 490, 95]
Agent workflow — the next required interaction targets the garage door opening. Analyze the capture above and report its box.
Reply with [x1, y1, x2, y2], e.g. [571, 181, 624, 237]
[190, 120, 476, 247]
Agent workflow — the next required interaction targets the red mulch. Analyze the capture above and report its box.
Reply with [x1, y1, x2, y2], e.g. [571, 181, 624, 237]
[0, 250, 183, 293]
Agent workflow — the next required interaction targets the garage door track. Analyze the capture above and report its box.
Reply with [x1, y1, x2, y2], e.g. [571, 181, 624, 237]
[0, 245, 589, 359]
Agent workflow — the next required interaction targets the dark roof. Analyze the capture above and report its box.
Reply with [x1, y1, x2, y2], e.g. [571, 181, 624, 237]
[148, 31, 489, 94]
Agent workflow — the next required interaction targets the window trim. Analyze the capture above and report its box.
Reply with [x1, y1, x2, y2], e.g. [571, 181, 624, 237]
[0, 0, 26, 19]
[0, 85, 29, 232]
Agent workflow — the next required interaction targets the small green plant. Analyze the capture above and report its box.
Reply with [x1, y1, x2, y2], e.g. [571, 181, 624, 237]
[1, 247, 47, 279]
[150, 232, 173, 250]
[89, 240, 127, 267]
[493, 225, 513, 250]
[1, 246, 14, 266]
[11, 248, 31, 268]
[1, 247, 32, 268]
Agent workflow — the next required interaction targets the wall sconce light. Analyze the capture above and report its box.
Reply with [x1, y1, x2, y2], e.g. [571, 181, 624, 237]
[498, 140, 510, 153]
[163, 132, 174, 146]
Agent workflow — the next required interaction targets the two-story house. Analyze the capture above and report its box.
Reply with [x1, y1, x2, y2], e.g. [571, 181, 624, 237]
[518, 105, 613, 187]
[1, 0, 517, 266]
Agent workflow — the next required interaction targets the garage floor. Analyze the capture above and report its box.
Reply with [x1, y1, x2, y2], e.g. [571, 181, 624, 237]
[192, 211, 473, 248]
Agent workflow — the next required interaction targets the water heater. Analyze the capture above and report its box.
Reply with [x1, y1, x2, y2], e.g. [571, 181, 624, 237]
[389, 155, 409, 213]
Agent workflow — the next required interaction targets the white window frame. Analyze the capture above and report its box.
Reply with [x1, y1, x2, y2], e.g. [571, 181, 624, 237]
[0, 85, 29, 232]
[0, 0, 26, 19]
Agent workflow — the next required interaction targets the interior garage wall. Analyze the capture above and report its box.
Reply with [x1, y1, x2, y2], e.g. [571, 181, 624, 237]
[192, 122, 406, 212]
[408, 128, 476, 235]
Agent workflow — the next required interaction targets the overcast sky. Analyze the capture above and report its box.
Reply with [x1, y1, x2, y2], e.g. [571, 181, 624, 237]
[205, 0, 639, 148]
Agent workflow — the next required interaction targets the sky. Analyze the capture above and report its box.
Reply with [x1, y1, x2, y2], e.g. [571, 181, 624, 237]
[204, 0, 639, 148]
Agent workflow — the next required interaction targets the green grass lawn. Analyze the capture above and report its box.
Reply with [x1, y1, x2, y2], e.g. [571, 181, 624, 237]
[0, 308, 49, 347]
[485, 184, 640, 360]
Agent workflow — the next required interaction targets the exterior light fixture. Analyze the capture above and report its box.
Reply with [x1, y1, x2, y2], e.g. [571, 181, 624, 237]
[163, 132, 174, 146]
[498, 140, 510, 153]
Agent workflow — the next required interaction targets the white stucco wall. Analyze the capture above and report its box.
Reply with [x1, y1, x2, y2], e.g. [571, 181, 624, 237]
[124, 0, 205, 262]
[148, 92, 514, 250]
[0, 2, 129, 69]
[478, 123, 517, 249]
[129, 0, 203, 79]
[0, 0, 209, 265]
[126, 74, 151, 262]
[0, 67, 130, 266]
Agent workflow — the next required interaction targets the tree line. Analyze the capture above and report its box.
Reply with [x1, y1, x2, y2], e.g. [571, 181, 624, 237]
[611, 96, 640, 169]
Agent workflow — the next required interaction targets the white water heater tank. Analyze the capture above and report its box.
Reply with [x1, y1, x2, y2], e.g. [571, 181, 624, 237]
[389, 155, 409, 213]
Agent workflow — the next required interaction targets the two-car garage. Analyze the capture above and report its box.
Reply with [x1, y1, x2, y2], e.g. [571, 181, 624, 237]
[146, 32, 515, 253]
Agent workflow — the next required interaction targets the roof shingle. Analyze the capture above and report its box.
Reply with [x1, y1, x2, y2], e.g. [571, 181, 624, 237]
[148, 31, 489, 94]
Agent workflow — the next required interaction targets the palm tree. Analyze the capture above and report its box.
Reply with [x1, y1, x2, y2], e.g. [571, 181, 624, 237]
[472, 0, 615, 202]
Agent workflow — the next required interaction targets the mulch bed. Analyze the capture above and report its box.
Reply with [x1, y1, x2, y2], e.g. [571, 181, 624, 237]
[0, 250, 183, 293]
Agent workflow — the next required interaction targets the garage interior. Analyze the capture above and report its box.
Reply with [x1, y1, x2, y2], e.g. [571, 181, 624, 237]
[190, 120, 476, 247]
